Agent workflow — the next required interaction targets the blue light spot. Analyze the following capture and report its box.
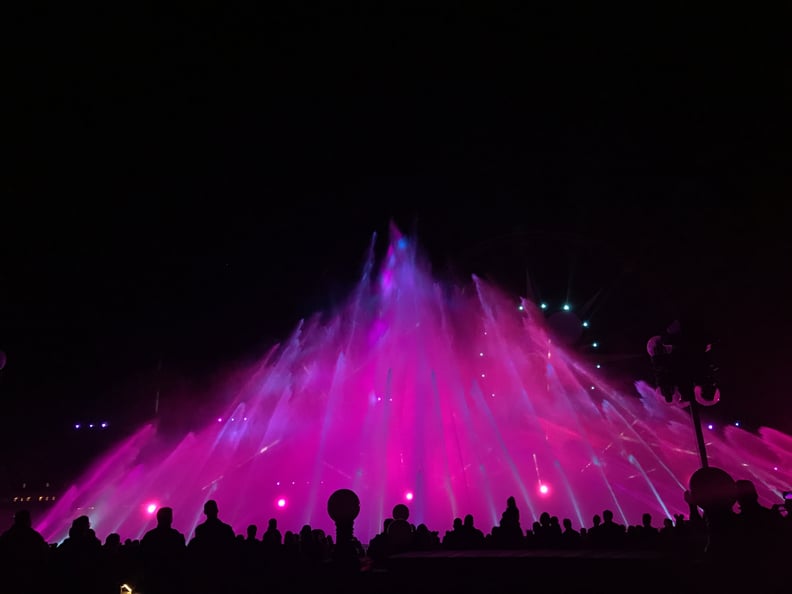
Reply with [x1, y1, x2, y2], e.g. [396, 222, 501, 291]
[397, 237, 408, 250]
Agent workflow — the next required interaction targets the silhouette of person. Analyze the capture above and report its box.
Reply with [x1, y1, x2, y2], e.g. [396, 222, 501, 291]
[734, 479, 784, 559]
[0, 509, 50, 593]
[461, 514, 485, 549]
[188, 500, 237, 594]
[140, 507, 186, 594]
[496, 496, 523, 549]
[192, 500, 235, 546]
[560, 518, 581, 549]
[54, 515, 102, 594]
[261, 517, 282, 565]
[598, 509, 626, 549]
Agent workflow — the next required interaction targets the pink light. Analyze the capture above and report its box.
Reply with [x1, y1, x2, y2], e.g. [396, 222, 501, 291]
[145, 502, 157, 514]
[32, 226, 792, 547]
[405, 491, 414, 501]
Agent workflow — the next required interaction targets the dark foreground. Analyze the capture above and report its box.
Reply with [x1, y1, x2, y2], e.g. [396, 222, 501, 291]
[297, 550, 784, 594]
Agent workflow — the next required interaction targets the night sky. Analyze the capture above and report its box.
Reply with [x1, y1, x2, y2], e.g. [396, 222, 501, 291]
[2, 6, 791, 487]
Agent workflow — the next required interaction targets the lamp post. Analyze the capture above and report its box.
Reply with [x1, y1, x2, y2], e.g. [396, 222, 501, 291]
[327, 488, 361, 573]
[648, 323, 720, 469]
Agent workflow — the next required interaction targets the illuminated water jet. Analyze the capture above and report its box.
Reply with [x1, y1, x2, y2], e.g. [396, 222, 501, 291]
[37, 226, 792, 543]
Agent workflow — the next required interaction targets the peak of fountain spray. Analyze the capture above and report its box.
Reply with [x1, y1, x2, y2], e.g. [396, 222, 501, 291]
[37, 227, 792, 543]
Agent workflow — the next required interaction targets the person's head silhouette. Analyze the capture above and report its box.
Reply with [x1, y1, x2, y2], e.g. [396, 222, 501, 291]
[14, 509, 32, 528]
[203, 500, 219, 520]
[156, 507, 173, 528]
[735, 479, 760, 511]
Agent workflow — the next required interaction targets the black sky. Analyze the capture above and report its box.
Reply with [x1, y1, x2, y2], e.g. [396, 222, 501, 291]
[2, 6, 792, 484]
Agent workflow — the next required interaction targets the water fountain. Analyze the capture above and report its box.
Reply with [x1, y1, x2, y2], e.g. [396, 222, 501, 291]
[36, 225, 792, 543]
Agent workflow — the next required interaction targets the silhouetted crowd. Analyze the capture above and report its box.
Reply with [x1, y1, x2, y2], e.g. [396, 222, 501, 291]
[1, 477, 790, 594]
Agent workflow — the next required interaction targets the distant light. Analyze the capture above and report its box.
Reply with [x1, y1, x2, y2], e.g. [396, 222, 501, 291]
[707, 424, 714, 430]
[774, 466, 779, 471]
[562, 304, 570, 311]
[592, 342, 599, 348]
[100, 422, 108, 428]
[217, 418, 223, 423]
[491, 393, 495, 397]
[146, 503, 157, 514]
[481, 373, 485, 378]
[540, 303, 548, 310]
[277, 498, 286, 508]
[735, 421, 741, 427]
[590, 386, 596, 390]
[405, 491, 414, 501]
[243, 417, 248, 421]
[582, 321, 589, 328]
[479, 352, 484, 357]
[230, 417, 235, 422]
[595, 364, 601, 369]
[74, 424, 81, 429]
[88, 424, 94, 428]
[518, 304, 525, 311]
[539, 484, 549, 495]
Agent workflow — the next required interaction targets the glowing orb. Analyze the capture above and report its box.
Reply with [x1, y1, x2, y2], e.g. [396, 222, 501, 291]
[405, 491, 414, 501]
[146, 503, 157, 514]
[539, 484, 549, 495]
[276, 498, 286, 508]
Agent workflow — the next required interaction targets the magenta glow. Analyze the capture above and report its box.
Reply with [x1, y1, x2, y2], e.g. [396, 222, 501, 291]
[35, 226, 792, 544]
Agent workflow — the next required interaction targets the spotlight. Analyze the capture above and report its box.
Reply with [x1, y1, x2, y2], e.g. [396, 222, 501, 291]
[707, 424, 714, 430]
[595, 364, 601, 369]
[592, 342, 599, 348]
[518, 304, 525, 311]
[145, 503, 157, 514]
[582, 321, 589, 328]
[562, 304, 570, 311]
[405, 491, 414, 501]
[540, 303, 548, 310]
[734, 421, 741, 427]
[74, 424, 81, 429]
[539, 484, 549, 495]
[276, 498, 287, 509]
